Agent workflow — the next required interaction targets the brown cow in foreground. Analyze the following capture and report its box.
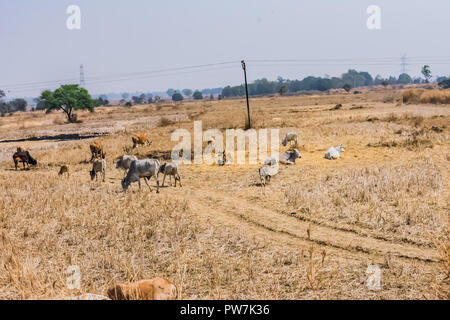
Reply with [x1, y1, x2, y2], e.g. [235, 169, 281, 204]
[107, 278, 179, 300]
[132, 133, 151, 149]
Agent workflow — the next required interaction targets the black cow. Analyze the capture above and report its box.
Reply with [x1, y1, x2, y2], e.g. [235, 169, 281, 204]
[13, 151, 37, 170]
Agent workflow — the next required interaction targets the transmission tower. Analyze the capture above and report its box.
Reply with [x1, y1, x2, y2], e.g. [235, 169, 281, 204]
[79, 64, 86, 87]
[400, 55, 408, 74]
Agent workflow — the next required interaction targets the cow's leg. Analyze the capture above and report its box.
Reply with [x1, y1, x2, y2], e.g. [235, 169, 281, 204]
[155, 174, 160, 194]
[138, 178, 142, 190]
[143, 176, 153, 192]
[162, 173, 167, 187]
[177, 174, 182, 187]
[102, 169, 105, 182]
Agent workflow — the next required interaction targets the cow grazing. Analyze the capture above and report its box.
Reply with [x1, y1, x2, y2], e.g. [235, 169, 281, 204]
[159, 162, 182, 187]
[121, 159, 160, 193]
[89, 140, 105, 162]
[90, 159, 106, 182]
[107, 278, 179, 300]
[259, 157, 279, 187]
[115, 155, 138, 176]
[13, 151, 37, 170]
[324, 145, 345, 160]
[282, 132, 298, 147]
[132, 134, 151, 149]
[58, 165, 69, 177]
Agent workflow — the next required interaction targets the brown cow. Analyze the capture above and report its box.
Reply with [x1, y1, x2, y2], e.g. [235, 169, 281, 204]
[58, 165, 69, 177]
[89, 140, 105, 162]
[107, 278, 179, 300]
[132, 133, 151, 149]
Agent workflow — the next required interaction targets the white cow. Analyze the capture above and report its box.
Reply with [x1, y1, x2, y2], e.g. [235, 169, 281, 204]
[324, 145, 345, 160]
[121, 159, 160, 193]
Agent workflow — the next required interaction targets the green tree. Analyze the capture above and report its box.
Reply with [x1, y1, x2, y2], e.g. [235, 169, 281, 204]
[343, 84, 352, 92]
[167, 88, 175, 97]
[193, 91, 203, 100]
[398, 73, 412, 84]
[40, 84, 94, 122]
[9, 98, 27, 112]
[421, 65, 432, 83]
[438, 77, 450, 89]
[279, 85, 287, 96]
[172, 92, 183, 102]
[182, 89, 193, 97]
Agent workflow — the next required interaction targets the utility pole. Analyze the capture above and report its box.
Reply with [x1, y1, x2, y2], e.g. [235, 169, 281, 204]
[400, 55, 408, 74]
[241, 60, 251, 129]
[79, 64, 86, 87]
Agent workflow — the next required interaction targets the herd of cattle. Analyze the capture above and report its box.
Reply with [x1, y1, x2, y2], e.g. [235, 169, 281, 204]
[12, 132, 345, 191]
[9, 131, 345, 299]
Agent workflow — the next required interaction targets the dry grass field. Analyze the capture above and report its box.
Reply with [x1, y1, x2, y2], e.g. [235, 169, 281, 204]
[0, 88, 449, 299]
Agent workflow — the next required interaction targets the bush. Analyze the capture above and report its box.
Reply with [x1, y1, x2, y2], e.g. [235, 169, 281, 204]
[172, 93, 184, 102]
[193, 91, 203, 100]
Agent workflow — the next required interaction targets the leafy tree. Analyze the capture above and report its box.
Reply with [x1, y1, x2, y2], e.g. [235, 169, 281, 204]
[279, 85, 287, 96]
[167, 89, 175, 97]
[421, 65, 432, 83]
[172, 92, 183, 102]
[9, 98, 27, 112]
[381, 80, 389, 87]
[343, 84, 352, 92]
[131, 96, 140, 104]
[146, 93, 154, 103]
[0, 90, 5, 99]
[40, 84, 94, 122]
[438, 77, 450, 89]
[193, 91, 203, 100]
[209, 94, 214, 100]
[95, 96, 109, 106]
[182, 89, 193, 97]
[398, 73, 412, 84]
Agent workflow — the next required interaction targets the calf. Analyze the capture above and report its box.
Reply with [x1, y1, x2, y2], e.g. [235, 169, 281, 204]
[13, 151, 37, 170]
[107, 278, 179, 300]
[121, 159, 160, 193]
[132, 134, 151, 149]
[159, 162, 182, 187]
[258, 158, 279, 187]
[58, 165, 69, 177]
[90, 159, 106, 182]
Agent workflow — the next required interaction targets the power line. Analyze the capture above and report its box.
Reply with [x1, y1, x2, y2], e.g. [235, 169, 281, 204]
[80, 64, 86, 87]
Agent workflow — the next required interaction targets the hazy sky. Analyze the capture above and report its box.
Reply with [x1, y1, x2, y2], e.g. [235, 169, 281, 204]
[1, 0, 450, 97]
